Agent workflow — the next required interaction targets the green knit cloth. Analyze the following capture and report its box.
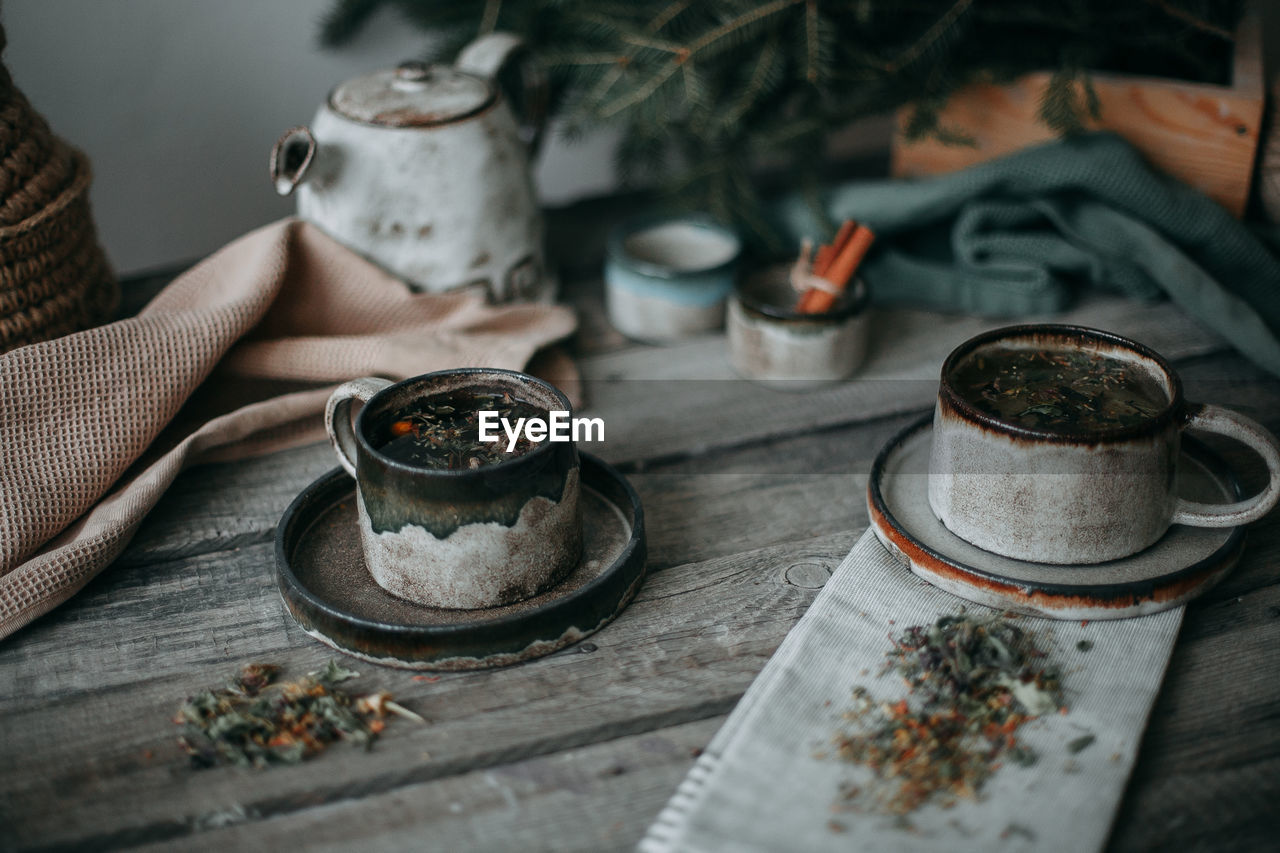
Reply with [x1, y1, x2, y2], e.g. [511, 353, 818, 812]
[772, 132, 1280, 374]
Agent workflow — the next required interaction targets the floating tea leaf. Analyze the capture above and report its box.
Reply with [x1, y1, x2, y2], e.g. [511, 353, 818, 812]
[375, 388, 547, 470]
[952, 347, 1167, 432]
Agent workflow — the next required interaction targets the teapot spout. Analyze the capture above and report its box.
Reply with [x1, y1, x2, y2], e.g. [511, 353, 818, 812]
[270, 126, 317, 196]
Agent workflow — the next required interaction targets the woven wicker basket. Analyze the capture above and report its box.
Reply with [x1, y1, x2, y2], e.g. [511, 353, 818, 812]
[0, 30, 116, 354]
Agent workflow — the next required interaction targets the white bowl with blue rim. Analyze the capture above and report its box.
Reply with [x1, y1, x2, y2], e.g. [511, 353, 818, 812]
[604, 214, 743, 343]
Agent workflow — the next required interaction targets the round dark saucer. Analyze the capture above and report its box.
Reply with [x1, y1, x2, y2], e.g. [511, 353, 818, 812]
[867, 415, 1246, 620]
[276, 453, 646, 670]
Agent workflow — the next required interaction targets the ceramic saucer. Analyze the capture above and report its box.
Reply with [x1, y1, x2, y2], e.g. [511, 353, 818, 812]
[276, 453, 646, 670]
[867, 415, 1245, 620]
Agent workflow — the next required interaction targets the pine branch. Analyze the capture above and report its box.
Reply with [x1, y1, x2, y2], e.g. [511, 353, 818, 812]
[596, 57, 680, 118]
[804, 0, 818, 83]
[685, 0, 805, 57]
[585, 60, 629, 109]
[599, 0, 804, 118]
[541, 52, 628, 66]
[319, 0, 385, 46]
[1081, 74, 1101, 121]
[649, 0, 695, 33]
[584, 15, 684, 54]
[479, 0, 502, 34]
[682, 62, 708, 110]
[319, 0, 1246, 250]
[720, 34, 782, 130]
[1039, 67, 1091, 135]
[882, 0, 973, 73]
[1144, 0, 1233, 39]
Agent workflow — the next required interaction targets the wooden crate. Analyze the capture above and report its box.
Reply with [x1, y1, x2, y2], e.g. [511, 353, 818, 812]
[890, 5, 1264, 217]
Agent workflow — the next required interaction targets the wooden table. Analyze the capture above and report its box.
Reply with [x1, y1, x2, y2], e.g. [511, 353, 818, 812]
[3, 210, 1279, 851]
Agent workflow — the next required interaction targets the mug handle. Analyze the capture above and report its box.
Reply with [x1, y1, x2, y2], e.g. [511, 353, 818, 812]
[1171, 404, 1280, 527]
[324, 377, 393, 479]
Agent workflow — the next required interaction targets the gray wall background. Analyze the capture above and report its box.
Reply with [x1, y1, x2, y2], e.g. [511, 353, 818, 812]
[3, 0, 625, 274]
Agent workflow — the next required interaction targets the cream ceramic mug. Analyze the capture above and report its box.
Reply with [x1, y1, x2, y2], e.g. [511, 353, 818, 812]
[928, 325, 1280, 564]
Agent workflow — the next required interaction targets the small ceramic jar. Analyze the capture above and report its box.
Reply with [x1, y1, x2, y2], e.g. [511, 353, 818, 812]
[325, 368, 582, 609]
[604, 214, 742, 342]
[727, 264, 871, 386]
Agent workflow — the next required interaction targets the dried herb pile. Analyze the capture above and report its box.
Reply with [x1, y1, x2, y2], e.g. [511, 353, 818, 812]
[175, 660, 424, 769]
[833, 611, 1063, 815]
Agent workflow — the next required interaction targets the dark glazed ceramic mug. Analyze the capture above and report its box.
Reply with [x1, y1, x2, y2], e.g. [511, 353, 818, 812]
[324, 368, 582, 609]
[928, 325, 1280, 564]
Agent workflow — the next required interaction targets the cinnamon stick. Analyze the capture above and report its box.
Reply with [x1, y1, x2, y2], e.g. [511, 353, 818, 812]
[813, 220, 857, 277]
[797, 224, 875, 314]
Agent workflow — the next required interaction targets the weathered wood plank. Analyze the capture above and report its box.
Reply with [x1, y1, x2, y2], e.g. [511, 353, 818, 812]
[586, 294, 1226, 381]
[112, 294, 1231, 572]
[1148, 584, 1280, 772]
[581, 297, 1230, 464]
[8, 514, 1280, 851]
[7, 349, 1269, 723]
[0, 509, 847, 713]
[118, 443, 336, 568]
[4, 259, 1276, 853]
[1109, 758, 1280, 852]
[0, 530, 856, 850]
[8, 446, 1280, 850]
[0, 462, 886, 711]
[0, 402, 932, 712]
[1109, 600, 1280, 850]
[127, 717, 724, 853]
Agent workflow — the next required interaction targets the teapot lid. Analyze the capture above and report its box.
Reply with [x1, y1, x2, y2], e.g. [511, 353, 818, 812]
[329, 61, 495, 127]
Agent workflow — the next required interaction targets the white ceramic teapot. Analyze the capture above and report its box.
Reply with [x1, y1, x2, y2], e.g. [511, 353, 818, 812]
[271, 33, 551, 302]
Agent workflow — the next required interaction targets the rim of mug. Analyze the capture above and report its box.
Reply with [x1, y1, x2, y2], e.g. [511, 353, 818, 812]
[353, 367, 573, 478]
[607, 212, 742, 281]
[938, 324, 1186, 444]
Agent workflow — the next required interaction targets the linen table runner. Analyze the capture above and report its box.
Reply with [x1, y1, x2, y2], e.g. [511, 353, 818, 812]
[640, 529, 1181, 852]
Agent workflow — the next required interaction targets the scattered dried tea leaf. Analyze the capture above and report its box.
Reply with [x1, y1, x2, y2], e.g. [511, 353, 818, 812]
[1067, 734, 1096, 754]
[1002, 823, 1037, 841]
[1007, 744, 1039, 767]
[235, 663, 280, 694]
[1077, 640, 1094, 652]
[174, 660, 423, 769]
[830, 610, 1065, 816]
[310, 659, 360, 685]
[357, 690, 428, 723]
[997, 673, 1060, 717]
